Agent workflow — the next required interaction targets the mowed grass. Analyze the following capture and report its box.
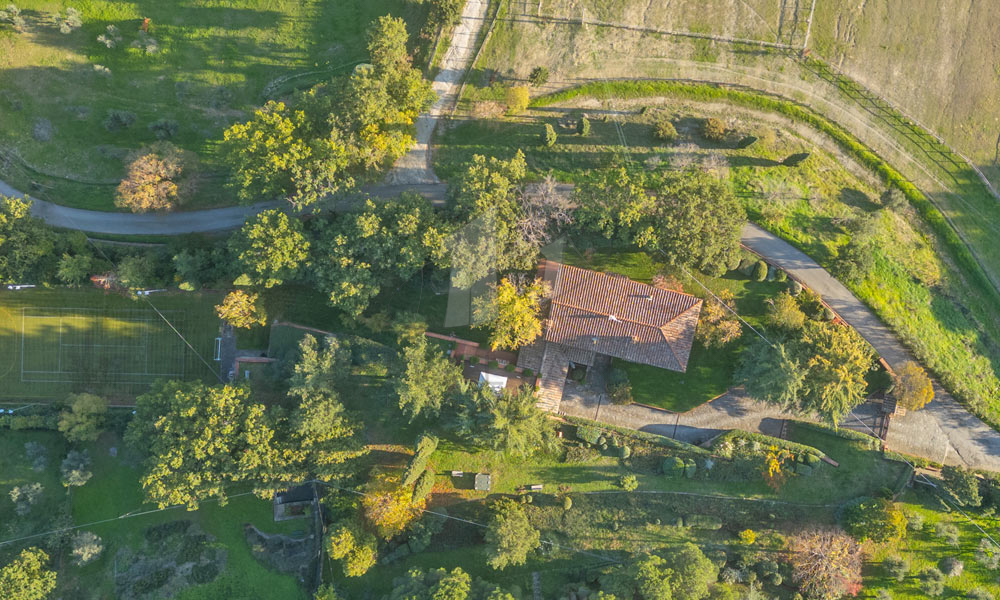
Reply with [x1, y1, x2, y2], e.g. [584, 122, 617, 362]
[0, 0, 430, 211]
[0, 288, 222, 399]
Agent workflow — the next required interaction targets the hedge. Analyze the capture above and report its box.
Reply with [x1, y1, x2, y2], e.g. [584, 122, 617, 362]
[711, 430, 826, 460]
[564, 415, 711, 455]
[793, 422, 880, 449]
[412, 468, 435, 502]
[684, 514, 723, 530]
[531, 79, 999, 308]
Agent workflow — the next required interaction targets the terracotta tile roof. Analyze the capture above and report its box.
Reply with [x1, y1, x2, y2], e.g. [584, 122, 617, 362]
[542, 262, 702, 372]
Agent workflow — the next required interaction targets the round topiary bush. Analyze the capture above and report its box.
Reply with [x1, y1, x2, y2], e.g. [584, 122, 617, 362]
[775, 270, 788, 282]
[654, 118, 677, 142]
[703, 117, 726, 142]
[752, 260, 768, 282]
[790, 280, 803, 295]
[940, 556, 964, 577]
[578, 116, 591, 136]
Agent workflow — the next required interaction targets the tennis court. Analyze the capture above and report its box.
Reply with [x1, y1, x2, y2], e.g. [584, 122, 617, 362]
[18, 307, 187, 384]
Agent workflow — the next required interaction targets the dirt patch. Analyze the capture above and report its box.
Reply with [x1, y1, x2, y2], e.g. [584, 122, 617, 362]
[114, 520, 226, 600]
[244, 524, 320, 588]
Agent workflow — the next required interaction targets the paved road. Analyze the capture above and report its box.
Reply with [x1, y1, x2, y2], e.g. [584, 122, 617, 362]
[741, 222, 1000, 470]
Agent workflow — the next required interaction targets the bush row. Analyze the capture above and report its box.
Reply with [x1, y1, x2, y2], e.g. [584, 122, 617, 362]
[710, 429, 825, 460]
[0, 414, 58, 430]
[564, 415, 710, 455]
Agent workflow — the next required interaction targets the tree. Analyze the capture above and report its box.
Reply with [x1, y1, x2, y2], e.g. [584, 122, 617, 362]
[574, 166, 655, 245]
[473, 277, 547, 351]
[485, 499, 540, 570]
[788, 529, 863, 600]
[0, 196, 55, 285]
[941, 465, 981, 507]
[397, 335, 464, 420]
[125, 381, 284, 509]
[56, 253, 92, 285]
[450, 384, 558, 456]
[70, 531, 103, 566]
[230, 209, 310, 288]
[116, 253, 158, 289]
[528, 66, 549, 86]
[505, 86, 530, 114]
[58, 393, 107, 443]
[665, 543, 718, 600]
[654, 118, 677, 142]
[793, 322, 875, 425]
[387, 567, 517, 600]
[650, 170, 746, 276]
[312, 194, 446, 316]
[842, 497, 907, 543]
[9, 483, 43, 516]
[115, 143, 192, 212]
[518, 176, 574, 248]
[734, 339, 806, 410]
[702, 118, 726, 142]
[285, 389, 366, 485]
[361, 474, 426, 539]
[325, 521, 379, 577]
[893, 361, 934, 411]
[412, 468, 435, 501]
[600, 553, 674, 600]
[543, 123, 557, 147]
[216, 290, 267, 329]
[60, 450, 92, 488]
[0, 548, 57, 600]
[767, 291, 806, 331]
[695, 290, 741, 348]
[288, 334, 349, 397]
[751, 260, 768, 282]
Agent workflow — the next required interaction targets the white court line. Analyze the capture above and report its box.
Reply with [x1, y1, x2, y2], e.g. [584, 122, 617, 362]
[19, 308, 24, 384]
[57, 315, 62, 372]
[59, 344, 147, 349]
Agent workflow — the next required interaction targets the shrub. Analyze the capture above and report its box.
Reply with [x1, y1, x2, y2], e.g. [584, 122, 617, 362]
[919, 567, 945, 596]
[562, 496, 572, 510]
[619, 474, 639, 491]
[940, 556, 964, 577]
[719, 567, 741, 584]
[116, 143, 191, 212]
[752, 260, 768, 281]
[61, 450, 92, 487]
[577, 425, 602, 445]
[505, 86, 530, 114]
[654, 118, 677, 142]
[782, 152, 810, 167]
[619, 445, 631, 459]
[71, 531, 103, 566]
[934, 521, 960, 545]
[883, 555, 909, 581]
[975, 537, 1000, 569]
[148, 119, 180, 140]
[488, 359, 499, 368]
[768, 572, 782, 586]
[191, 562, 220, 584]
[543, 123, 557, 147]
[774, 270, 787, 282]
[906, 512, 925, 531]
[664, 456, 686, 478]
[522, 368, 534, 377]
[104, 109, 137, 131]
[577, 116, 590, 136]
[684, 458, 697, 478]
[941, 465, 982, 507]
[528, 66, 549, 86]
[684, 514, 723, 529]
[703, 117, 726, 142]
[607, 367, 633, 405]
[412, 469, 435, 502]
[968, 589, 995, 600]
[790, 280, 803, 295]
[842, 497, 907, 543]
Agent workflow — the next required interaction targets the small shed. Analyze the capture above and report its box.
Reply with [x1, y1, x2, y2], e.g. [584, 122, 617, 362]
[273, 484, 314, 522]
[474, 473, 492, 492]
[478, 372, 508, 393]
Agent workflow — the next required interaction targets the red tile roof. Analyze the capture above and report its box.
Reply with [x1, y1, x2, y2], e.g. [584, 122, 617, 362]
[542, 262, 702, 372]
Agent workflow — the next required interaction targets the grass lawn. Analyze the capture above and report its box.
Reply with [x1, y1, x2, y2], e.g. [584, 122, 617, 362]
[0, 0, 431, 211]
[863, 487, 1000, 599]
[64, 432, 307, 600]
[0, 288, 222, 399]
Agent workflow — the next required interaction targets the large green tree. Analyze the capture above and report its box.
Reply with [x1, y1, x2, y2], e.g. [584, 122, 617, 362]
[387, 567, 517, 600]
[485, 499, 541, 570]
[126, 381, 284, 509]
[311, 194, 446, 316]
[230, 209, 310, 287]
[600, 554, 674, 600]
[450, 384, 558, 457]
[447, 152, 538, 288]
[0, 548, 56, 600]
[574, 166, 655, 245]
[734, 340, 806, 410]
[0, 196, 55, 284]
[397, 334, 465, 421]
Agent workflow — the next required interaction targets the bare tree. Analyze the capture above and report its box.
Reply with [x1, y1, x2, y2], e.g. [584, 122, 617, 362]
[517, 175, 574, 247]
[789, 528, 863, 600]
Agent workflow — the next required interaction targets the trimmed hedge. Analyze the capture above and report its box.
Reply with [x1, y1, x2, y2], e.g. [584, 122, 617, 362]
[684, 514, 723, 529]
[412, 468, 435, 501]
[0, 414, 58, 430]
[794, 422, 880, 449]
[564, 415, 711, 455]
[711, 430, 826, 460]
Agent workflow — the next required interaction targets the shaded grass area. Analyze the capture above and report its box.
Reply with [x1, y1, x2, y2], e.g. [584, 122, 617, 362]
[0, 0, 431, 211]
[0, 288, 222, 399]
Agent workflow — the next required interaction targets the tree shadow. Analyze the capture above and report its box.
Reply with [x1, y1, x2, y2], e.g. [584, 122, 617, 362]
[837, 187, 879, 212]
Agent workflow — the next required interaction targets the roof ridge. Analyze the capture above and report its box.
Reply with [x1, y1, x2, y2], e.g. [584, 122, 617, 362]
[556, 262, 701, 302]
[550, 298, 664, 331]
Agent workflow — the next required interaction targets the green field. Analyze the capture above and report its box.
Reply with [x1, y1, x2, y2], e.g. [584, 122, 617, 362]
[0, 288, 222, 398]
[0, 0, 431, 211]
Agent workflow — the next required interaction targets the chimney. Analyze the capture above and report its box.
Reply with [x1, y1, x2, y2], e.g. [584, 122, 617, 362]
[609, 314, 618, 322]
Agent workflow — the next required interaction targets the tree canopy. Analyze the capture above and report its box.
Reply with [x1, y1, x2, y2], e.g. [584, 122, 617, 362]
[386, 567, 517, 600]
[57, 393, 107, 443]
[485, 499, 541, 570]
[215, 290, 267, 329]
[230, 209, 310, 288]
[397, 334, 464, 421]
[0, 196, 56, 285]
[449, 383, 558, 457]
[473, 277, 548, 351]
[893, 361, 934, 411]
[0, 548, 57, 600]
